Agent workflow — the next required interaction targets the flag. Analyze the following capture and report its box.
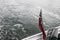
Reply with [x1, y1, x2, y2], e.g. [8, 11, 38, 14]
[39, 9, 46, 40]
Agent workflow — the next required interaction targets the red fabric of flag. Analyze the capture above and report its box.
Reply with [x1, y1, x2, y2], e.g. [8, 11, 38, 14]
[39, 10, 46, 40]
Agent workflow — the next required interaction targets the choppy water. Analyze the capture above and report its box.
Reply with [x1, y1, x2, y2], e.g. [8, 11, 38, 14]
[0, 0, 60, 40]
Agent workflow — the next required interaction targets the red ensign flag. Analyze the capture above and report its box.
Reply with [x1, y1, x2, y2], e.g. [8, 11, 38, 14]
[39, 10, 46, 40]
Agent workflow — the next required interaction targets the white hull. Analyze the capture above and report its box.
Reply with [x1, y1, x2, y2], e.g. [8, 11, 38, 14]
[22, 26, 60, 40]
